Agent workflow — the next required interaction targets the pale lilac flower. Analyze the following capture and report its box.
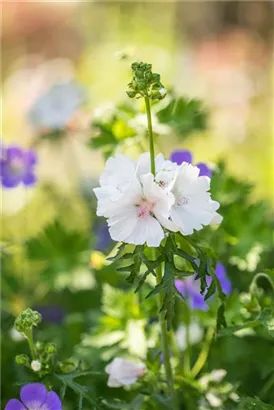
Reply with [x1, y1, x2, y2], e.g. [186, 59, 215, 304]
[170, 149, 211, 177]
[4, 383, 62, 410]
[175, 263, 232, 310]
[1, 145, 37, 188]
[105, 358, 145, 388]
[28, 82, 85, 131]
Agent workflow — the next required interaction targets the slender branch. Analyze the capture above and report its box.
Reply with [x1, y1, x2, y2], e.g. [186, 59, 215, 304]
[145, 96, 178, 409]
[191, 327, 215, 378]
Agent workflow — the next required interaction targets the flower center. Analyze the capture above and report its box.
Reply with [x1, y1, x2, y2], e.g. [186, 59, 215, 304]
[176, 196, 189, 206]
[8, 158, 25, 176]
[136, 199, 154, 219]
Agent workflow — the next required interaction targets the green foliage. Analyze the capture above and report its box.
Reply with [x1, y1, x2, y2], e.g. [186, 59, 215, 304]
[238, 397, 274, 410]
[156, 96, 207, 135]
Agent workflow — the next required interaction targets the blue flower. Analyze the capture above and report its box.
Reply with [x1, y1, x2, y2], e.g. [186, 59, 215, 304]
[175, 263, 231, 310]
[5, 383, 62, 410]
[28, 82, 86, 131]
[1, 145, 37, 188]
[170, 149, 211, 177]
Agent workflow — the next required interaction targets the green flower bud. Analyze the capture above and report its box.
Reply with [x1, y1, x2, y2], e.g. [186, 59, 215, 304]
[15, 354, 30, 366]
[14, 308, 42, 334]
[45, 343, 57, 354]
[127, 61, 167, 101]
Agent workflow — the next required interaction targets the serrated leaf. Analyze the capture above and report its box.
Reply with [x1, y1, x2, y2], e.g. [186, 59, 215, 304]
[156, 97, 207, 136]
[204, 279, 216, 301]
[216, 303, 227, 332]
[107, 243, 128, 261]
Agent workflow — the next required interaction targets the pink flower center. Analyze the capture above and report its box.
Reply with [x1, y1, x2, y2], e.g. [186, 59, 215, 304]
[176, 196, 189, 206]
[136, 368, 145, 377]
[136, 199, 154, 219]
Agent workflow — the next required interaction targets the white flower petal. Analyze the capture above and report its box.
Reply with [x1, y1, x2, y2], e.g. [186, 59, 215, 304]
[125, 215, 164, 247]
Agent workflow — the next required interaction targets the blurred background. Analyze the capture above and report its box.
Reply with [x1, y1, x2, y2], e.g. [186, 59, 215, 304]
[1, 1, 274, 407]
[2, 1, 274, 200]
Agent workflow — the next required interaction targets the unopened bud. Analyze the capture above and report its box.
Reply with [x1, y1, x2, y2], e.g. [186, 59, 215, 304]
[45, 343, 57, 354]
[15, 354, 29, 366]
[14, 308, 42, 334]
[31, 360, 41, 372]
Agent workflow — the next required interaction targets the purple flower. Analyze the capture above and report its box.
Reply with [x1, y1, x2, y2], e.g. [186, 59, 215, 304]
[1, 146, 37, 188]
[5, 383, 62, 410]
[175, 263, 231, 310]
[170, 150, 211, 177]
[34, 305, 66, 324]
[94, 222, 113, 252]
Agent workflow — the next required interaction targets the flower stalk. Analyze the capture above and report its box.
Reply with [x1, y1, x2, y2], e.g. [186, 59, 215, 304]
[144, 95, 179, 410]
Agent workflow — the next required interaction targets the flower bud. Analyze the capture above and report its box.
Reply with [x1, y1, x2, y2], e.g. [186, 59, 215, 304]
[15, 354, 29, 366]
[14, 308, 42, 334]
[127, 61, 167, 101]
[31, 360, 42, 372]
[45, 343, 57, 354]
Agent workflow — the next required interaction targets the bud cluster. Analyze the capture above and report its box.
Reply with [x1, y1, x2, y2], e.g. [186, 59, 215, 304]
[14, 308, 42, 335]
[127, 62, 167, 101]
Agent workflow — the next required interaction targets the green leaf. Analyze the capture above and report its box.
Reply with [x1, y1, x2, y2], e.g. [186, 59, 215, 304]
[259, 309, 274, 337]
[107, 243, 128, 261]
[238, 396, 274, 410]
[216, 303, 227, 332]
[156, 97, 207, 136]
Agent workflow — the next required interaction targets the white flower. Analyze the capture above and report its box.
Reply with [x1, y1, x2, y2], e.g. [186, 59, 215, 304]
[105, 357, 145, 388]
[94, 152, 222, 247]
[31, 360, 41, 372]
[170, 162, 222, 235]
[28, 82, 85, 131]
[175, 322, 203, 351]
[106, 173, 175, 247]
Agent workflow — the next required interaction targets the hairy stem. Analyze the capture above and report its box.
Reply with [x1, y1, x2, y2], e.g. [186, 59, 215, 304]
[144, 96, 178, 409]
[25, 328, 37, 360]
[144, 97, 156, 176]
[155, 262, 179, 409]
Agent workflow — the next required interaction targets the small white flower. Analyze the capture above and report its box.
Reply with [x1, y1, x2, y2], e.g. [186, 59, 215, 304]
[31, 360, 41, 372]
[105, 357, 145, 388]
[206, 392, 222, 408]
[175, 322, 203, 351]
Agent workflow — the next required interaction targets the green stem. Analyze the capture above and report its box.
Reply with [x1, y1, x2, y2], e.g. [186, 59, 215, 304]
[191, 327, 215, 378]
[155, 262, 178, 410]
[144, 96, 178, 409]
[183, 307, 191, 376]
[260, 372, 274, 399]
[144, 97, 156, 176]
[25, 328, 37, 360]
